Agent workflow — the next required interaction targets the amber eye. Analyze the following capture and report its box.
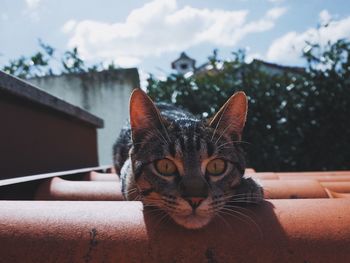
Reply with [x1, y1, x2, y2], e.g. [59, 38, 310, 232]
[155, 159, 177, 175]
[206, 159, 226, 175]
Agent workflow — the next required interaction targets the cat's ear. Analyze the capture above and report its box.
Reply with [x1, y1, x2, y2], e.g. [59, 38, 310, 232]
[129, 89, 167, 143]
[209, 91, 248, 140]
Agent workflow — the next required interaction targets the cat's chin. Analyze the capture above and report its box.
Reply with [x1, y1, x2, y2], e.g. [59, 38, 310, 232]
[171, 213, 212, 229]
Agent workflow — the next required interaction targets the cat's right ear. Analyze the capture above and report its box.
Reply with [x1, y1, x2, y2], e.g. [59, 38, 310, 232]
[129, 89, 166, 143]
[209, 91, 248, 140]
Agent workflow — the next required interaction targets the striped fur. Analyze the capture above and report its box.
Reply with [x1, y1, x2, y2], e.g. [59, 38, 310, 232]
[113, 90, 263, 229]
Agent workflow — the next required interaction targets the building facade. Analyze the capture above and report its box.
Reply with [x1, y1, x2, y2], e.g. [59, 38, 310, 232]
[28, 68, 139, 165]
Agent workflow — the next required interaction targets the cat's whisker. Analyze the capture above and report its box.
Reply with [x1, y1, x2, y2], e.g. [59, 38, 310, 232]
[215, 212, 234, 231]
[233, 201, 262, 205]
[210, 192, 263, 204]
[220, 207, 263, 239]
[214, 141, 252, 153]
[124, 187, 138, 194]
[215, 146, 234, 151]
[142, 202, 159, 207]
[130, 114, 170, 145]
[155, 128, 170, 145]
[214, 122, 236, 145]
[146, 116, 171, 145]
[143, 206, 164, 213]
[227, 193, 264, 200]
[143, 198, 178, 212]
[215, 141, 234, 150]
[232, 140, 252, 145]
[132, 140, 159, 146]
[159, 121, 171, 144]
[223, 204, 258, 216]
[143, 129, 168, 146]
[132, 193, 144, 201]
[211, 198, 263, 206]
[143, 206, 167, 214]
[152, 210, 170, 231]
[227, 192, 263, 198]
[143, 205, 158, 210]
[230, 197, 264, 203]
[228, 195, 264, 202]
[133, 111, 171, 144]
[210, 102, 230, 142]
[142, 208, 169, 225]
[217, 209, 247, 226]
[144, 197, 164, 203]
[217, 208, 262, 237]
[215, 141, 252, 153]
[143, 201, 173, 216]
[217, 146, 238, 151]
[164, 203, 177, 208]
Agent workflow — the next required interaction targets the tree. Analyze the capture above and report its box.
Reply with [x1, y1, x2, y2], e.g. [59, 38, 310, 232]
[2, 40, 118, 79]
[2, 40, 55, 79]
[147, 41, 350, 172]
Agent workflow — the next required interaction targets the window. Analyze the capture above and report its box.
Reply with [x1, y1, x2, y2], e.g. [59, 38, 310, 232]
[180, 63, 188, 70]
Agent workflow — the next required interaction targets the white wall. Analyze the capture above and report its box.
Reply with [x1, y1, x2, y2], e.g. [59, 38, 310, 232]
[28, 69, 139, 165]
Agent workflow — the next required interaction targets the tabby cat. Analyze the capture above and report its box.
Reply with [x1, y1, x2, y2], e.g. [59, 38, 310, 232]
[113, 89, 263, 229]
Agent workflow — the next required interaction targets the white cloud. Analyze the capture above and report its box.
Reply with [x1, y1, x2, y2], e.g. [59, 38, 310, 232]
[23, 0, 42, 21]
[319, 9, 332, 26]
[266, 10, 350, 65]
[62, 19, 77, 34]
[115, 56, 142, 67]
[266, 7, 287, 19]
[25, 0, 41, 9]
[138, 69, 151, 90]
[62, 0, 287, 67]
[268, 0, 285, 3]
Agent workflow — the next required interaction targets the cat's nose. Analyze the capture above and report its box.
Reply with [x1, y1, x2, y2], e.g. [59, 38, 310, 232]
[185, 197, 205, 209]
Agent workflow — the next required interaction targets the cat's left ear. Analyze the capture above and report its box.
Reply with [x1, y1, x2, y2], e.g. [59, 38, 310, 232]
[209, 91, 248, 140]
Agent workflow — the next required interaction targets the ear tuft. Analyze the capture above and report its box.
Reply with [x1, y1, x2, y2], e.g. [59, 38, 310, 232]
[209, 91, 248, 140]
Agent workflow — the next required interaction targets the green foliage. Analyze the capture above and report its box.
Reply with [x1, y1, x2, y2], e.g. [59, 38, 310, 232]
[147, 41, 350, 172]
[2, 40, 117, 79]
[2, 40, 54, 79]
[61, 47, 85, 74]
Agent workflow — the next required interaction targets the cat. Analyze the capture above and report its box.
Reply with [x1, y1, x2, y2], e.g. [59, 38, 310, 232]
[113, 89, 263, 229]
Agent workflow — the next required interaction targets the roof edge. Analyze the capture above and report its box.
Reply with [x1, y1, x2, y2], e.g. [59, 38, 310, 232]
[0, 70, 104, 128]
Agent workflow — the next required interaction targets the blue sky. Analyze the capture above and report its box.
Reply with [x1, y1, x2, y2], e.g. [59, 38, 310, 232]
[1, 0, 350, 81]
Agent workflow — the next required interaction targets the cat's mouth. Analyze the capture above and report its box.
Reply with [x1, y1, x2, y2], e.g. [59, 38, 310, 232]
[169, 210, 213, 229]
[163, 196, 215, 229]
[171, 213, 212, 229]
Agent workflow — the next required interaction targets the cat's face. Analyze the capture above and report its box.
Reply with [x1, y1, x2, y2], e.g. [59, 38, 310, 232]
[128, 89, 247, 229]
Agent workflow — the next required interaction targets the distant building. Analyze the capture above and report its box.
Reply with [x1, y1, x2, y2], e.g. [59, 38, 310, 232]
[171, 52, 305, 77]
[251, 59, 305, 76]
[28, 68, 139, 165]
[171, 52, 196, 75]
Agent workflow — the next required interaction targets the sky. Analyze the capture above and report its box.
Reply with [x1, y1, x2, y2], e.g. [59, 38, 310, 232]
[1, 0, 350, 81]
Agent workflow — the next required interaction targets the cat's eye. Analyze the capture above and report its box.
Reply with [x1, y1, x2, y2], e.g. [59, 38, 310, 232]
[206, 159, 226, 175]
[155, 159, 177, 176]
